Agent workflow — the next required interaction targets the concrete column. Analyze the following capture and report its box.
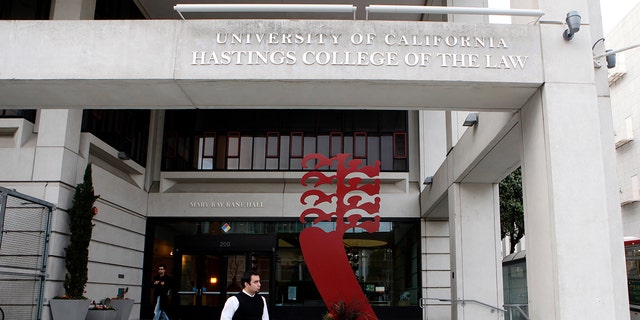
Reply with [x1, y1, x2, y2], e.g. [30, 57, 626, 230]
[33, 109, 83, 186]
[145, 110, 165, 191]
[419, 111, 447, 183]
[520, 86, 627, 319]
[51, 0, 96, 20]
[518, 0, 629, 318]
[449, 182, 503, 320]
[422, 220, 452, 320]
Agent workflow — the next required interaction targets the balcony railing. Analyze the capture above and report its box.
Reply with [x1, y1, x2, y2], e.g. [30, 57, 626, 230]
[365, 5, 544, 21]
[174, 3, 545, 21]
[174, 4, 357, 19]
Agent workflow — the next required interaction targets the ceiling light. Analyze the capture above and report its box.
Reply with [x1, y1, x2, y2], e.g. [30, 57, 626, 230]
[463, 112, 478, 127]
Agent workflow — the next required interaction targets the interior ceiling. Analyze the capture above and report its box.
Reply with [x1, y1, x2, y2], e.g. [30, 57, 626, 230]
[135, 0, 447, 21]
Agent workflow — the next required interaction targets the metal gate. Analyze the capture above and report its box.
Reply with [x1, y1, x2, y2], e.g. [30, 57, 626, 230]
[0, 187, 55, 320]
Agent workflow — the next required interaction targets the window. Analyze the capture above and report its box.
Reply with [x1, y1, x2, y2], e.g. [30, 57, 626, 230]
[265, 132, 280, 170]
[227, 132, 241, 169]
[354, 132, 368, 159]
[162, 110, 408, 172]
[275, 221, 420, 307]
[330, 132, 343, 157]
[394, 132, 407, 159]
[198, 133, 216, 170]
[82, 110, 150, 166]
[290, 132, 304, 158]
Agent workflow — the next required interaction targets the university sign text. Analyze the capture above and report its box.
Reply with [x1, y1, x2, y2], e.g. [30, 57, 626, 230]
[190, 32, 528, 70]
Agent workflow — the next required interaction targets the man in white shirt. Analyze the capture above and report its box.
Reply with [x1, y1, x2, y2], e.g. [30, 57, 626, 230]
[220, 271, 269, 320]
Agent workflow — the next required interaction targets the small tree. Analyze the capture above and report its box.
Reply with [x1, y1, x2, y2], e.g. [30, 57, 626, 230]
[499, 167, 524, 254]
[63, 163, 99, 299]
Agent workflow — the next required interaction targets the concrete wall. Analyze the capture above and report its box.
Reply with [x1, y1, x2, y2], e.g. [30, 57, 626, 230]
[0, 117, 149, 320]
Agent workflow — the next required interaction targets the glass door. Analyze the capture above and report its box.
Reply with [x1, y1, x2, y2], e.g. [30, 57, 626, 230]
[175, 252, 272, 320]
[177, 254, 224, 319]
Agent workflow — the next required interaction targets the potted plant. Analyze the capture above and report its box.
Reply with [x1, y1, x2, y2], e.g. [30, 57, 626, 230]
[109, 288, 134, 320]
[86, 299, 117, 320]
[50, 163, 100, 320]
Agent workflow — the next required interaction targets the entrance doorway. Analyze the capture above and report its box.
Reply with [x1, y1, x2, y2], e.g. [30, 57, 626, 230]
[172, 234, 275, 320]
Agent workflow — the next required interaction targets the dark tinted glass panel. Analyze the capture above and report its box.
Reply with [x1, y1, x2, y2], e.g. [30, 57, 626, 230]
[315, 111, 343, 133]
[82, 110, 150, 166]
[0, 110, 36, 123]
[380, 111, 407, 132]
[146, 219, 420, 312]
[354, 112, 380, 132]
[0, 0, 50, 19]
[94, 0, 144, 19]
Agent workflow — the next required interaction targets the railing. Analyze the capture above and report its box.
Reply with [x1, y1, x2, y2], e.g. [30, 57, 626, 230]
[365, 5, 545, 21]
[174, 3, 545, 22]
[421, 297, 507, 313]
[504, 304, 529, 320]
[174, 4, 357, 19]
[421, 298, 530, 319]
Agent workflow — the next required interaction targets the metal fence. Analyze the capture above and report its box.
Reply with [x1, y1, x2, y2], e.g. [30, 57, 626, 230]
[0, 187, 54, 320]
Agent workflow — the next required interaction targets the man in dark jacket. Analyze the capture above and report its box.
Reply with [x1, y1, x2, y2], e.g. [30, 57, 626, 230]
[152, 264, 172, 320]
[220, 271, 269, 320]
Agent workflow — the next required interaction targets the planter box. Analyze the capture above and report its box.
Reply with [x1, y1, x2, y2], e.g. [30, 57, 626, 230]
[50, 299, 91, 320]
[85, 309, 117, 320]
[110, 299, 134, 320]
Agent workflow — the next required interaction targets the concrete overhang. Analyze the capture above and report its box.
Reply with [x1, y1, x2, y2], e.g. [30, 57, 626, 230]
[0, 20, 542, 110]
[421, 111, 522, 219]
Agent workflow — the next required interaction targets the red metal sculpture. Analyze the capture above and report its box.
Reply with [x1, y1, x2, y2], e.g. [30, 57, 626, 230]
[299, 153, 381, 320]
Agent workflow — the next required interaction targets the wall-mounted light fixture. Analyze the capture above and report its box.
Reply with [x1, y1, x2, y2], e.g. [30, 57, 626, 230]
[593, 42, 640, 69]
[423, 176, 433, 185]
[605, 50, 616, 68]
[592, 38, 617, 69]
[463, 112, 478, 127]
[563, 11, 581, 41]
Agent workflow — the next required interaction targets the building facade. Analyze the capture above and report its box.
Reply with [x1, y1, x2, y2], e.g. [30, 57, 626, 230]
[608, 3, 640, 242]
[0, 0, 630, 319]
[605, 3, 640, 318]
